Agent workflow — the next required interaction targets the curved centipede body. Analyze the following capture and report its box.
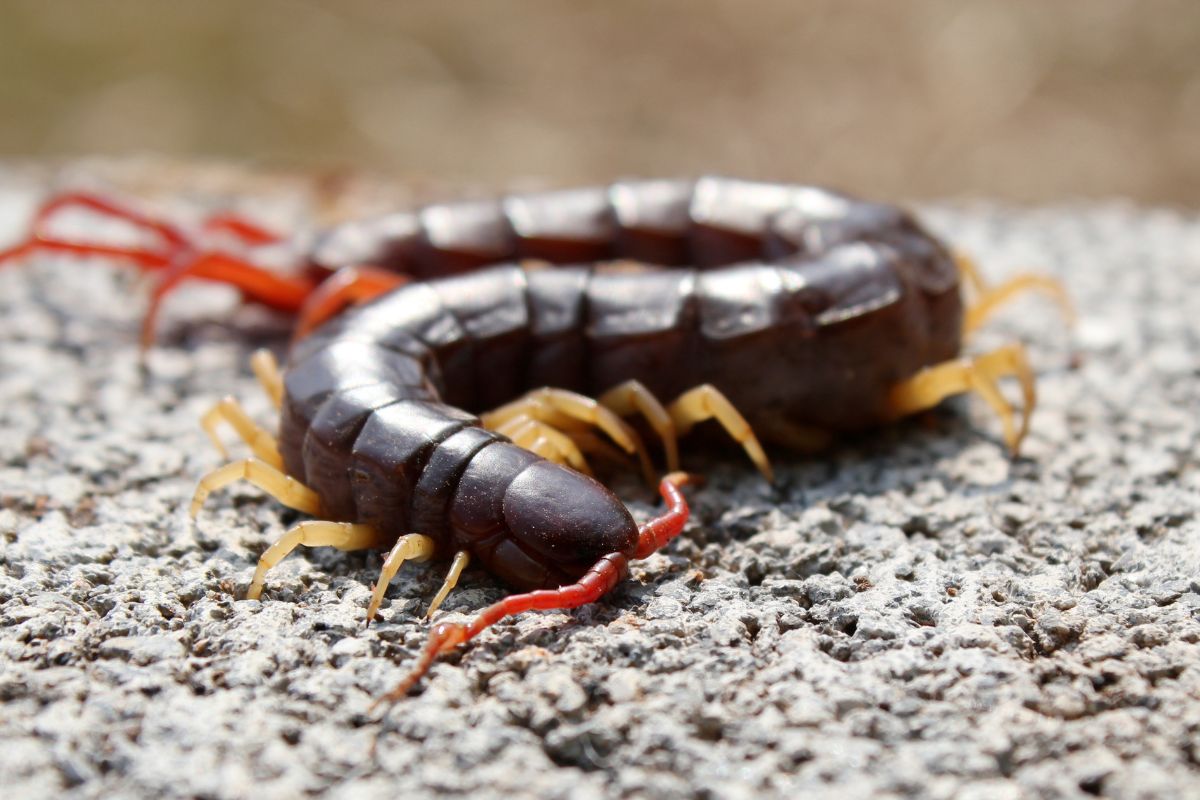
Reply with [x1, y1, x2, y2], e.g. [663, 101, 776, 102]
[276, 179, 957, 589]
[2, 176, 1068, 705]
[300, 179, 963, 431]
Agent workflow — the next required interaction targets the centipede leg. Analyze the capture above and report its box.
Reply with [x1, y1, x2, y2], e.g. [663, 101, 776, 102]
[886, 342, 1036, 454]
[200, 395, 283, 468]
[493, 416, 594, 476]
[250, 349, 284, 410]
[562, 430, 635, 468]
[955, 254, 1075, 335]
[293, 266, 409, 341]
[497, 418, 638, 475]
[425, 550, 470, 620]
[667, 385, 774, 483]
[0, 191, 185, 271]
[0, 238, 171, 271]
[248, 521, 384, 601]
[375, 476, 691, 707]
[200, 212, 282, 246]
[598, 380, 679, 473]
[954, 252, 988, 295]
[27, 192, 189, 246]
[190, 457, 322, 518]
[142, 251, 321, 348]
[481, 389, 654, 484]
[22, 192, 276, 252]
[364, 533, 438, 624]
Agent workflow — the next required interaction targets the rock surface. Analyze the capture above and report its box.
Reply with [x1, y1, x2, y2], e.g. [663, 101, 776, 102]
[1, 166, 1199, 799]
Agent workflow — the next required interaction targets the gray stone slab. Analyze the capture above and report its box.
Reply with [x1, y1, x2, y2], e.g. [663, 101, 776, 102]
[2, 166, 1199, 799]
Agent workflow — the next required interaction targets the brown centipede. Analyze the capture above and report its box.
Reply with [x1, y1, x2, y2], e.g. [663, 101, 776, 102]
[0, 176, 1071, 704]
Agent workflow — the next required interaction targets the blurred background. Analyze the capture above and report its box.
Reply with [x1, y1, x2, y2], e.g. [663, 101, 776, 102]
[1, 0, 1197, 205]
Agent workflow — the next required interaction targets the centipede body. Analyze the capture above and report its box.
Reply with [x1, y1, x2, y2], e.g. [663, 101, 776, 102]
[4, 175, 1051, 700]
[277, 177, 962, 590]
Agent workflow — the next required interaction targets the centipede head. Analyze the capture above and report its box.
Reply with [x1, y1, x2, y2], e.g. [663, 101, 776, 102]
[463, 454, 639, 590]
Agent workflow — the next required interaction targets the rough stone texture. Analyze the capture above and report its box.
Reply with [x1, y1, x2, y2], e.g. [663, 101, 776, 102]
[2, 166, 1199, 800]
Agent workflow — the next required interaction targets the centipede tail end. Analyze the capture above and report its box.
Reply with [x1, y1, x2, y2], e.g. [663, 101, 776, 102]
[142, 252, 321, 349]
[293, 265, 409, 340]
[0, 191, 185, 273]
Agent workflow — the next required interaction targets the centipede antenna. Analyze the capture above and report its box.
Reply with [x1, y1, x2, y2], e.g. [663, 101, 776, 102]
[633, 472, 695, 558]
[372, 555, 624, 713]
[374, 476, 694, 709]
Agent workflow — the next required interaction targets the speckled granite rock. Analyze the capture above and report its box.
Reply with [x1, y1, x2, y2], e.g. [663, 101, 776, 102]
[1, 166, 1199, 800]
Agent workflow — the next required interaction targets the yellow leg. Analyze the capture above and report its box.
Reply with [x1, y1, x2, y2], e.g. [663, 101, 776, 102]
[482, 388, 654, 483]
[564, 430, 635, 467]
[491, 402, 581, 433]
[425, 550, 470, 619]
[667, 385, 774, 483]
[955, 254, 1075, 336]
[190, 457, 322, 518]
[954, 252, 988, 295]
[494, 415, 594, 476]
[886, 342, 1035, 454]
[247, 520, 382, 600]
[251, 348, 284, 409]
[964, 275, 1076, 335]
[201, 395, 283, 469]
[755, 418, 834, 454]
[365, 533, 438, 624]
[599, 380, 680, 473]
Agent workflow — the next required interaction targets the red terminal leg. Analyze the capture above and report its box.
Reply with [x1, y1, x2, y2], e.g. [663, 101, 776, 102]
[0, 238, 171, 271]
[201, 213, 283, 247]
[29, 191, 190, 250]
[0, 191, 316, 348]
[374, 474, 695, 710]
[0, 191, 191, 271]
[293, 265, 409, 341]
[142, 252, 321, 348]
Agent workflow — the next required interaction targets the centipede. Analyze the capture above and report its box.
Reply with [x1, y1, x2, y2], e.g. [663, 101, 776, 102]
[0, 176, 1071, 706]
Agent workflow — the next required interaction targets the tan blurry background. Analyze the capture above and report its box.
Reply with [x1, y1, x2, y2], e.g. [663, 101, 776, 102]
[1, 0, 1198, 205]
